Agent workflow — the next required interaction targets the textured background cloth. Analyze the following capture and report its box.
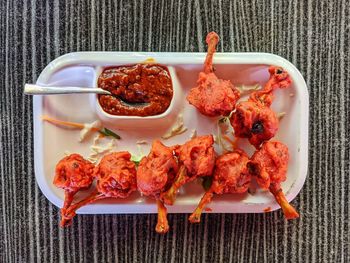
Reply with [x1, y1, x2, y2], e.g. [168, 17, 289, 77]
[0, 0, 349, 262]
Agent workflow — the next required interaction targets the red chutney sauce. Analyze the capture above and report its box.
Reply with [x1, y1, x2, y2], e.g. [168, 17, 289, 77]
[98, 64, 173, 116]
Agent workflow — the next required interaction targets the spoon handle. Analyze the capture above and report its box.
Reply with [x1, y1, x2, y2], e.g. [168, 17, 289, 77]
[24, 84, 111, 95]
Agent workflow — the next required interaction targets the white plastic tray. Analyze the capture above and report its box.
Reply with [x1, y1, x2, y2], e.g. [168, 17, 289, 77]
[33, 52, 309, 214]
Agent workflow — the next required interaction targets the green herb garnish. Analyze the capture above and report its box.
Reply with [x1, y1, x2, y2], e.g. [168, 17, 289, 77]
[131, 155, 144, 166]
[202, 176, 213, 191]
[132, 160, 141, 165]
[99, 127, 121, 139]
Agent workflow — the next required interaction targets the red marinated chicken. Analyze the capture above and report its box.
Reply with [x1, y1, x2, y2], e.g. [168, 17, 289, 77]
[187, 32, 240, 117]
[54, 154, 94, 221]
[161, 135, 215, 205]
[189, 149, 251, 223]
[248, 141, 299, 219]
[137, 140, 178, 234]
[61, 152, 137, 226]
[230, 66, 292, 148]
[94, 152, 137, 198]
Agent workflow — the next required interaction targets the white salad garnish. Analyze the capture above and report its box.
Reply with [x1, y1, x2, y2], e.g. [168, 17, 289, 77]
[237, 84, 262, 95]
[79, 120, 102, 142]
[216, 117, 235, 152]
[87, 135, 116, 163]
[162, 113, 187, 139]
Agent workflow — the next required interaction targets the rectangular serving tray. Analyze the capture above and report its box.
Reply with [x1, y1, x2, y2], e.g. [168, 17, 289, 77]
[33, 52, 309, 214]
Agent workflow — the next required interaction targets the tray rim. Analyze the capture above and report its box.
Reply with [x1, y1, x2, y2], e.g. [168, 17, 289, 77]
[33, 51, 309, 214]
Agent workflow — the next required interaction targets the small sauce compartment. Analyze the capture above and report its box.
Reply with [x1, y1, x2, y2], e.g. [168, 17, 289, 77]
[92, 64, 183, 130]
[98, 64, 173, 117]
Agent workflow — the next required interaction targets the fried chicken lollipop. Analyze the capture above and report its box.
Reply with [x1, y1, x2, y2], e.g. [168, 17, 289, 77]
[187, 32, 240, 117]
[61, 152, 137, 226]
[54, 154, 94, 222]
[189, 149, 251, 223]
[230, 66, 292, 148]
[161, 135, 215, 205]
[137, 140, 178, 234]
[248, 141, 299, 219]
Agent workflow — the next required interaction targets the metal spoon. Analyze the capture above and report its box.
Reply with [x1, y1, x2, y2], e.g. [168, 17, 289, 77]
[24, 84, 111, 95]
[24, 84, 150, 108]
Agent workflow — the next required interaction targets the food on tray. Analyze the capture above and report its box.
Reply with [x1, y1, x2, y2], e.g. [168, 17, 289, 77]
[98, 64, 173, 116]
[136, 140, 179, 233]
[54, 140, 298, 230]
[248, 141, 299, 219]
[60, 152, 137, 226]
[160, 135, 215, 205]
[53, 154, 95, 226]
[189, 149, 251, 223]
[187, 32, 240, 117]
[230, 66, 291, 148]
[43, 31, 301, 233]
